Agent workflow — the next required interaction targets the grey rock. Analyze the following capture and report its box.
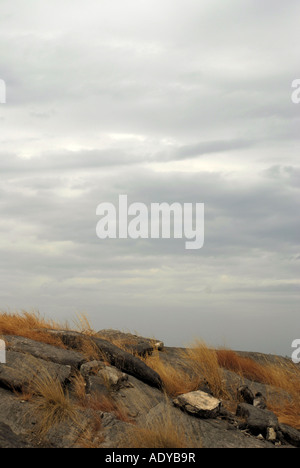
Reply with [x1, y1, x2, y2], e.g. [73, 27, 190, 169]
[279, 424, 300, 448]
[47, 330, 163, 388]
[0, 351, 71, 390]
[237, 403, 278, 437]
[174, 391, 221, 419]
[92, 337, 162, 388]
[80, 361, 106, 377]
[3, 335, 85, 369]
[237, 386, 255, 405]
[0, 422, 30, 448]
[97, 329, 164, 355]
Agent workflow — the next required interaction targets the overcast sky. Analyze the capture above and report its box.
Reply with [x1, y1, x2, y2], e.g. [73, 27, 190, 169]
[0, 0, 299, 356]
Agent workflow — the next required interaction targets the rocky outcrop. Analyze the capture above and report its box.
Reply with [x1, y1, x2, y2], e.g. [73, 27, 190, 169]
[48, 330, 162, 388]
[3, 335, 85, 369]
[96, 329, 164, 356]
[0, 351, 71, 390]
[0, 331, 299, 449]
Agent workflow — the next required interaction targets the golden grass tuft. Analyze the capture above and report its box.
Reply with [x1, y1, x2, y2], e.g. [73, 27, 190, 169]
[142, 351, 201, 398]
[29, 368, 78, 436]
[0, 310, 65, 348]
[184, 341, 230, 399]
[217, 348, 300, 429]
[72, 373, 131, 423]
[119, 403, 202, 449]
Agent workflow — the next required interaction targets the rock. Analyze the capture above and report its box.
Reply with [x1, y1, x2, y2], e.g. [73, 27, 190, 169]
[3, 335, 85, 369]
[136, 402, 275, 449]
[237, 386, 255, 405]
[96, 329, 164, 356]
[236, 403, 278, 437]
[253, 392, 267, 410]
[80, 361, 106, 377]
[47, 330, 163, 389]
[87, 376, 110, 396]
[279, 424, 300, 448]
[0, 351, 71, 390]
[93, 337, 162, 388]
[0, 422, 30, 448]
[173, 391, 221, 419]
[266, 427, 277, 442]
[97, 366, 129, 390]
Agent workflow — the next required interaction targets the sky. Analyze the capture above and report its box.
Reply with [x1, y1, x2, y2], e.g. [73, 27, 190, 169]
[0, 0, 299, 356]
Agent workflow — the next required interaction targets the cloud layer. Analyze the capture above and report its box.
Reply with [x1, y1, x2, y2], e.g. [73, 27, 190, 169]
[0, 0, 299, 355]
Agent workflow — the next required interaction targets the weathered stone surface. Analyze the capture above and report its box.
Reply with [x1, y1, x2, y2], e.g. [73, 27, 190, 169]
[80, 360, 105, 377]
[97, 366, 129, 390]
[279, 424, 300, 448]
[113, 374, 165, 419]
[47, 330, 162, 388]
[87, 375, 110, 396]
[92, 337, 162, 388]
[3, 335, 85, 369]
[237, 386, 255, 405]
[136, 402, 275, 449]
[236, 403, 279, 437]
[97, 329, 164, 355]
[0, 422, 30, 448]
[174, 391, 221, 419]
[0, 351, 71, 390]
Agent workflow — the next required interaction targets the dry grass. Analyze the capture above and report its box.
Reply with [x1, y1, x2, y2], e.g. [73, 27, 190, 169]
[142, 351, 201, 398]
[217, 348, 300, 429]
[29, 368, 78, 436]
[184, 341, 230, 399]
[0, 310, 65, 348]
[119, 404, 202, 449]
[72, 373, 131, 423]
[76, 414, 104, 448]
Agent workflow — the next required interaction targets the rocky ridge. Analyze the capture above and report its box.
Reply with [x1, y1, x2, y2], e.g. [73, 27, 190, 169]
[0, 329, 299, 449]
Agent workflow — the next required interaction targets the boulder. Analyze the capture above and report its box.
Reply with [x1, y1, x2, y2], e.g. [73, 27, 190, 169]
[92, 337, 162, 388]
[174, 391, 221, 419]
[236, 403, 278, 437]
[0, 351, 71, 390]
[3, 335, 85, 369]
[279, 424, 300, 448]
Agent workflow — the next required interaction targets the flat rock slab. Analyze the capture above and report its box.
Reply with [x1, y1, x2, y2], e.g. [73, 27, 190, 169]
[2, 335, 85, 369]
[174, 391, 221, 419]
[0, 351, 71, 390]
